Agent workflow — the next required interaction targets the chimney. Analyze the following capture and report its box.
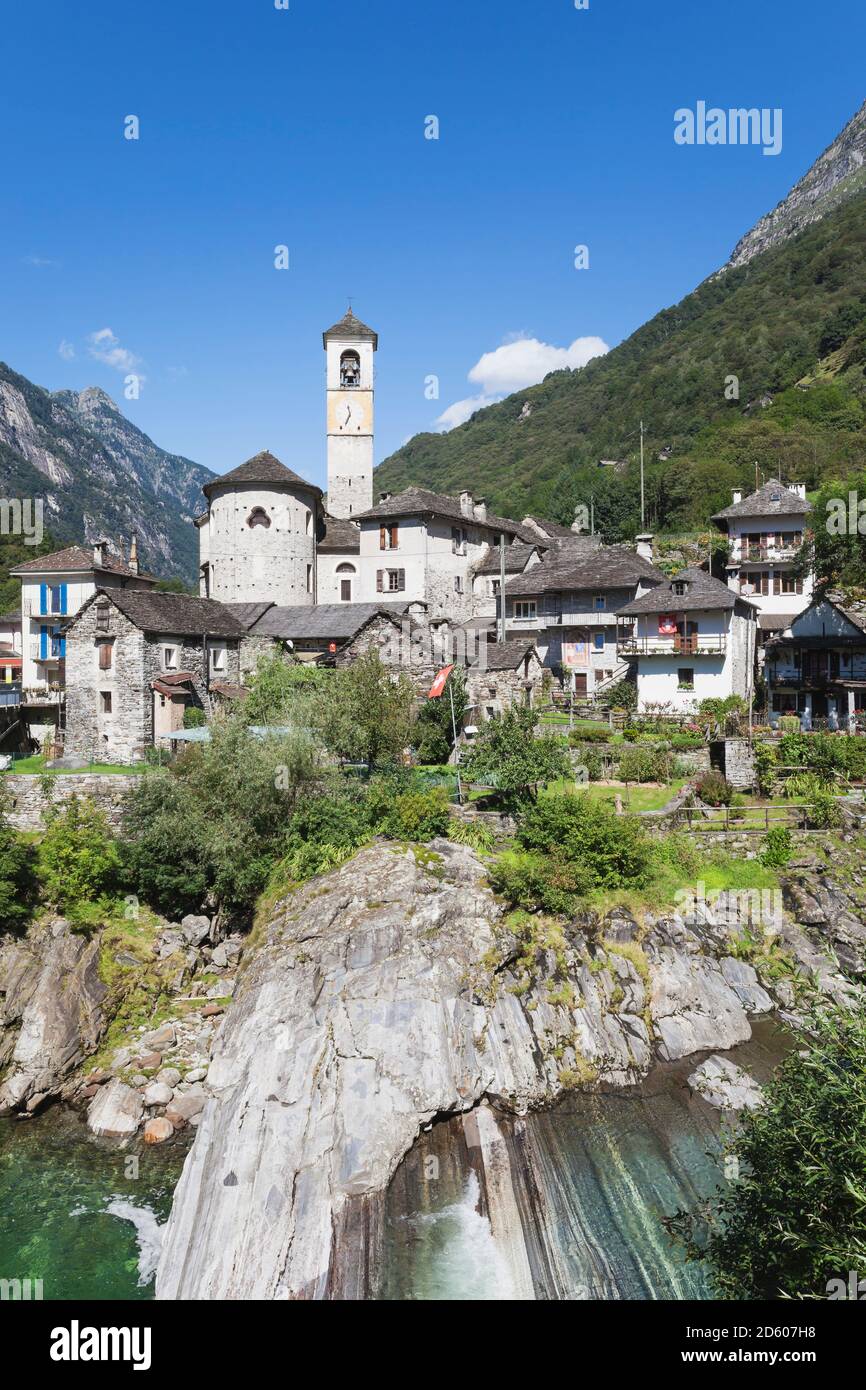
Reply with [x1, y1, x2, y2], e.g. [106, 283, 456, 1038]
[473, 497, 488, 521]
[128, 532, 139, 575]
[459, 489, 474, 518]
[378, 491, 391, 503]
[92, 540, 107, 568]
[571, 506, 586, 534]
[635, 532, 654, 562]
[793, 483, 806, 500]
[732, 489, 743, 505]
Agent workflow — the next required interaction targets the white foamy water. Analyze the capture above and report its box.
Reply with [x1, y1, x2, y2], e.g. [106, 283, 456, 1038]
[408, 1172, 518, 1300]
[105, 1199, 165, 1286]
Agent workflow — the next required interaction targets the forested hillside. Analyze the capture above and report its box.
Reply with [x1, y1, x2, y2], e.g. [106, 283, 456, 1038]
[375, 191, 866, 543]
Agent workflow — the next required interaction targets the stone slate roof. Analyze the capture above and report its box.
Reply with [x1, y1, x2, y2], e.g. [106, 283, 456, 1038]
[9, 544, 156, 582]
[318, 514, 361, 553]
[472, 543, 539, 577]
[758, 612, 798, 631]
[616, 566, 750, 615]
[222, 602, 275, 630]
[322, 309, 378, 349]
[504, 545, 664, 597]
[246, 601, 411, 642]
[0, 611, 20, 625]
[827, 592, 866, 634]
[468, 640, 539, 672]
[711, 479, 812, 523]
[355, 488, 539, 543]
[522, 515, 582, 542]
[202, 451, 322, 499]
[72, 589, 248, 638]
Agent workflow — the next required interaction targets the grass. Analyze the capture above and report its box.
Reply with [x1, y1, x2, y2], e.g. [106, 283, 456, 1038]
[3, 755, 146, 775]
[541, 778, 688, 812]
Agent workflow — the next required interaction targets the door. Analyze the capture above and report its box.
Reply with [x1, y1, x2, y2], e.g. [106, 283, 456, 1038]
[340, 578, 352, 602]
[573, 673, 587, 696]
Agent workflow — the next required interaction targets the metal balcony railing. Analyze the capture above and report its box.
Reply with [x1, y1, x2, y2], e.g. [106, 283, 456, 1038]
[616, 634, 727, 656]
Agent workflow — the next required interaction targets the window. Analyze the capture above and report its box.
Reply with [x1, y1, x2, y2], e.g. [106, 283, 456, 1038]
[454, 575, 464, 594]
[452, 527, 468, 555]
[98, 642, 112, 670]
[96, 602, 110, 633]
[672, 580, 688, 596]
[163, 646, 177, 671]
[307, 564, 313, 593]
[340, 579, 352, 602]
[100, 690, 113, 714]
[514, 600, 537, 620]
[677, 668, 694, 690]
[741, 571, 769, 596]
[491, 579, 501, 596]
[50, 628, 65, 659]
[380, 524, 399, 550]
[593, 632, 605, 652]
[377, 569, 405, 593]
[210, 645, 226, 672]
[246, 507, 271, 529]
[593, 595, 606, 611]
[779, 574, 803, 595]
[340, 349, 361, 387]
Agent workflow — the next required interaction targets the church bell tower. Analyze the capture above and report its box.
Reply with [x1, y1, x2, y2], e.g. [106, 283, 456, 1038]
[323, 307, 377, 518]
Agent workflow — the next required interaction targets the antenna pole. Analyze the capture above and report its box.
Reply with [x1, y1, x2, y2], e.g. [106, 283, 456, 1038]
[640, 419, 645, 530]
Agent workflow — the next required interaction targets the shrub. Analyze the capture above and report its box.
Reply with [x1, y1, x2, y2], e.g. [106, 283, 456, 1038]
[753, 741, 779, 797]
[515, 794, 652, 895]
[0, 812, 37, 932]
[39, 796, 124, 911]
[463, 707, 571, 810]
[779, 714, 801, 734]
[604, 679, 637, 711]
[809, 789, 843, 829]
[378, 786, 452, 841]
[447, 818, 495, 853]
[783, 770, 822, 800]
[760, 827, 794, 868]
[665, 1005, 866, 1298]
[183, 706, 207, 730]
[616, 746, 673, 783]
[568, 725, 610, 745]
[582, 750, 605, 782]
[694, 770, 733, 806]
[489, 849, 594, 916]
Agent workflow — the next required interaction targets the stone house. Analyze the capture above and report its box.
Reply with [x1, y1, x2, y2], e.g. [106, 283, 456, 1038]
[615, 567, 758, 713]
[9, 539, 155, 745]
[351, 488, 550, 619]
[64, 590, 246, 763]
[711, 478, 814, 648]
[234, 600, 423, 675]
[502, 542, 662, 697]
[464, 641, 544, 721]
[763, 593, 866, 728]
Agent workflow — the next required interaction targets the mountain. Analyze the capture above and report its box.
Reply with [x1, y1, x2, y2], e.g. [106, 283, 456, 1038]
[727, 100, 866, 268]
[0, 367, 214, 581]
[375, 101, 866, 540]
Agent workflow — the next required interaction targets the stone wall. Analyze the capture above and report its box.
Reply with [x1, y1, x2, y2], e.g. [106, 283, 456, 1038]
[719, 737, 758, 788]
[3, 773, 140, 831]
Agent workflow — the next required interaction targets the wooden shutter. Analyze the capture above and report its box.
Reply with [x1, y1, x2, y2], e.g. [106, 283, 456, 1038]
[397, 569, 405, 591]
[390, 525, 399, 549]
[380, 525, 386, 551]
[99, 642, 112, 669]
[376, 570, 383, 592]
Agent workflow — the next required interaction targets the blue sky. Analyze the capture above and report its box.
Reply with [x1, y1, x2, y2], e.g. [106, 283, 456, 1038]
[1, 0, 863, 486]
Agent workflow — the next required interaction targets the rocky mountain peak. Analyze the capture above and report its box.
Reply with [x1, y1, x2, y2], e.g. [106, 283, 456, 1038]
[726, 99, 866, 270]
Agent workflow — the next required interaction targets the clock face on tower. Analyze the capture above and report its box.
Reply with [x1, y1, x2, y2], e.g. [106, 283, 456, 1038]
[329, 392, 369, 433]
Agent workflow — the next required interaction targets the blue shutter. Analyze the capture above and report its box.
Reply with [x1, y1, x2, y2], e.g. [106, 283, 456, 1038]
[40, 625, 48, 659]
[40, 583, 48, 616]
[59, 583, 67, 616]
[59, 634, 66, 658]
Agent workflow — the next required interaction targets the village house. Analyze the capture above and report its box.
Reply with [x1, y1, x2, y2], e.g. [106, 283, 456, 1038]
[615, 567, 758, 713]
[711, 478, 813, 647]
[63, 590, 246, 763]
[232, 599, 423, 674]
[502, 541, 663, 696]
[464, 640, 544, 721]
[9, 539, 155, 746]
[763, 593, 866, 729]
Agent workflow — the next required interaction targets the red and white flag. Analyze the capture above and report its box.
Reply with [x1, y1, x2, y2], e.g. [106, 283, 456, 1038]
[427, 664, 455, 699]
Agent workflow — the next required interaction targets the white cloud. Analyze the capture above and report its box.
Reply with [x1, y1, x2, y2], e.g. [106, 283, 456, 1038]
[58, 340, 75, 361]
[86, 327, 142, 374]
[24, 254, 59, 268]
[435, 333, 609, 431]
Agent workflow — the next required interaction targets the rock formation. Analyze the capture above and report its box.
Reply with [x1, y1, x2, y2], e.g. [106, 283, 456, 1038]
[156, 840, 856, 1300]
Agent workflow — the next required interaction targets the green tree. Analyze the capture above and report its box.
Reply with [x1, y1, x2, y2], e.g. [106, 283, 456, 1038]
[242, 650, 328, 726]
[38, 796, 124, 910]
[0, 796, 37, 932]
[317, 650, 417, 769]
[463, 706, 570, 810]
[666, 1006, 866, 1299]
[413, 667, 468, 763]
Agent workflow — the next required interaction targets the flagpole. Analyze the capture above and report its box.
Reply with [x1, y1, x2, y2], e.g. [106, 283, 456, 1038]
[449, 678, 463, 804]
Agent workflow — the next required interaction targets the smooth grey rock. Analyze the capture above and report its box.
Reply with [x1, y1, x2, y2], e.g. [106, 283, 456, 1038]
[719, 957, 774, 1014]
[156, 1067, 181, 1088]
[88, 1078, 143, 1137]
[143, 1082, 173, 1107]
[688, 1054, 764, 1111]
[181, 915, 211, 947]
[0, 921, 108, 1114]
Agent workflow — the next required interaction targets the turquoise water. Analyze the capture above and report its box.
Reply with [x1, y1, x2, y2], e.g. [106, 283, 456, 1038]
[0, 1109, 186, 1301]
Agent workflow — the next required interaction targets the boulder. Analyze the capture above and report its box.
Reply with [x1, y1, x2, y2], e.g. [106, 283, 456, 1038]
[141, 1023, 176, 1051]
[688, 1054, 764, 1111]
[87, 1079, 143, 1138]
[181, 915, 211, 947]
[143, 1082, 174, 1107]
[165, 1090, 206, 1128]
[156, 1067, 182, 1088]
[144, 1117, 174, 1145]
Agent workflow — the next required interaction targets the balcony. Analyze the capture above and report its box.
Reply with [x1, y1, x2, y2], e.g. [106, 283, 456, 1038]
[617, 634, 727, 657]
